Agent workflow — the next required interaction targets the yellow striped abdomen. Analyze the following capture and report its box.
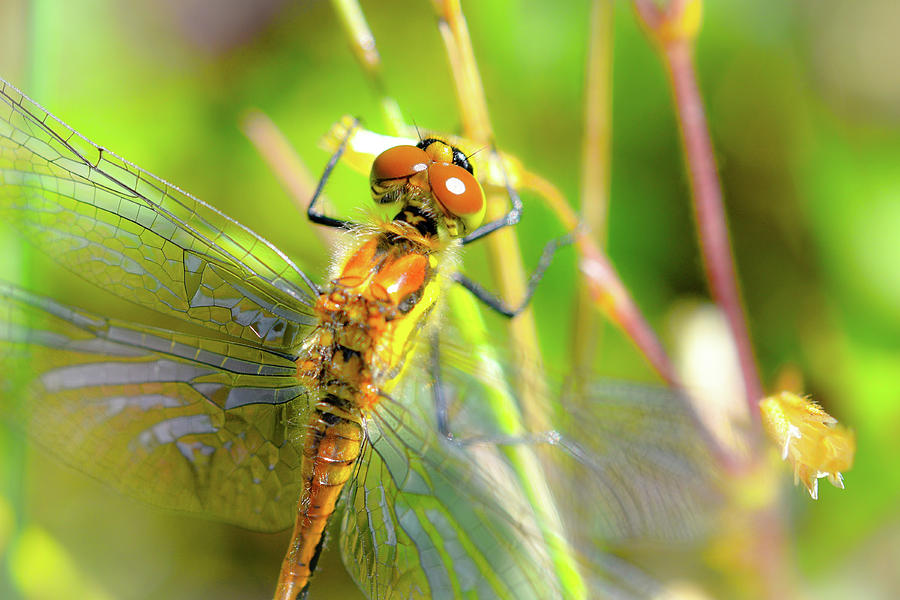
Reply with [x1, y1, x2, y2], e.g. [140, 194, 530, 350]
[274, 395, 363, 599]
[275, 230, 448, 599]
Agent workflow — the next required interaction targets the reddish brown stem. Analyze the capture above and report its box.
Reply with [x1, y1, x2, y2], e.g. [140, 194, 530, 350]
[663, 40, 764, 414]
[578, 239, 680, 385]
[524, 172, 679, 386]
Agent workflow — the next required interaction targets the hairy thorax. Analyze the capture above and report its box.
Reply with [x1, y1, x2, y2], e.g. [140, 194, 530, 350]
[297, 231, 450, 411]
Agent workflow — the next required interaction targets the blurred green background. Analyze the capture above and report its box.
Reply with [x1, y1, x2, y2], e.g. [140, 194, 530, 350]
[1, 0, 898, 598]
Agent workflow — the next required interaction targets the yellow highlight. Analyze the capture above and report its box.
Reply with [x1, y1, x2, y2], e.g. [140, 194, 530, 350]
[659, 0, 703, 44]
[759, 391, 855, 499]
[10, 526, 113, 600]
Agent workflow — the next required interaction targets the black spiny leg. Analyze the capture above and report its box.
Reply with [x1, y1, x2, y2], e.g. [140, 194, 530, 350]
[455, 231, 573, 318]
[458, 141, 573, 316]
[307, 118, 363, 230]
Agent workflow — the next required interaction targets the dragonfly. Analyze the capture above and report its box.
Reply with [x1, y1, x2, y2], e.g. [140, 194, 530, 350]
[0, 76, 718, 599]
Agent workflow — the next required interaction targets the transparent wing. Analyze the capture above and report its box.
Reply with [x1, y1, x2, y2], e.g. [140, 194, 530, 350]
[0, 77, 317, 353]
[337, 336, 721, 599]
[339, 387, 562, 600]
[0, 281, 309, 531]
[550, 379, 721, 548]
[436, 337, 722, 545]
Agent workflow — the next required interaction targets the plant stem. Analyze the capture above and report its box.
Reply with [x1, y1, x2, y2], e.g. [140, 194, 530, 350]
[524, 173, 679, 386]
[430, 0, 549, 434]
[572, 0, 615, 373]
[632, 3, 795, 598]
[240, 110, 337, 248]
[633, 0, 764, 415]
[330, 0, 406, 134]
[429, 2, 586, 597]
[664, 40, 764, 413]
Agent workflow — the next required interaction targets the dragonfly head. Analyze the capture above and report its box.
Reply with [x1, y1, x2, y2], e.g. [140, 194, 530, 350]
[369, 139, 486, 238]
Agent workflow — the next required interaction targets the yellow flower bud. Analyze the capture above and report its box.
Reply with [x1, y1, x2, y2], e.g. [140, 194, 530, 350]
[759, 392, 855, 499]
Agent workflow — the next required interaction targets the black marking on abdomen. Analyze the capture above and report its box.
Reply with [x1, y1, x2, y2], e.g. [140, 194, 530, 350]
[322, 393, 354, 413]
[308, 534, 327, 581]
[319, 411, 341, 426]
[336, 344, 361, 362]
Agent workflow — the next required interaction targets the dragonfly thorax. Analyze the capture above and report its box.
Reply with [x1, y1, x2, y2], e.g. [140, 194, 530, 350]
[299, 228, 449, 412]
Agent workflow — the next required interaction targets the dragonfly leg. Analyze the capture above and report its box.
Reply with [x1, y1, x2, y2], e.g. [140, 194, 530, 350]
[428, 332, 561, 446]
[460, 147, 524, 245]
[430, 333, 454, 440]
[453, 231, 574, 318]
[307, 117, 364, 230]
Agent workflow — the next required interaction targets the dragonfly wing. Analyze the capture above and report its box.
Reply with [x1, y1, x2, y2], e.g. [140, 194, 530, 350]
[550, 380, 722, 547]
[396, 336, 722, 596]
[0, 281, 308, 531]
[339, 391, 562, 600]
[0, 77, 317, 353]
[434, 336, 721, 545]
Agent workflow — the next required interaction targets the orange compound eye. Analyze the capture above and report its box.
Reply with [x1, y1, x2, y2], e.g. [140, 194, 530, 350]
[429, 163, 484, 216]
[370, 145, 430, 182]
[428, 162, 487, 236]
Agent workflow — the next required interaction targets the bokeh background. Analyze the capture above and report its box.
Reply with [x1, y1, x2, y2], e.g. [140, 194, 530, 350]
[1, 0, 898, 598]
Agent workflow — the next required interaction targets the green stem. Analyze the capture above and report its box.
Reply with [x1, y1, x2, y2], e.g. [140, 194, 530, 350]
[448, 288, 586, 600]
[572, 0, 615, 373]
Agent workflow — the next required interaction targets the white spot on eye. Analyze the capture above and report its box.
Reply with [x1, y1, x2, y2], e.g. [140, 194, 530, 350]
[445, 177, 466, 195]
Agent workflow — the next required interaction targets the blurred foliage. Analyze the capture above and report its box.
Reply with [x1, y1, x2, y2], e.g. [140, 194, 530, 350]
[0, 0, 898, 598]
